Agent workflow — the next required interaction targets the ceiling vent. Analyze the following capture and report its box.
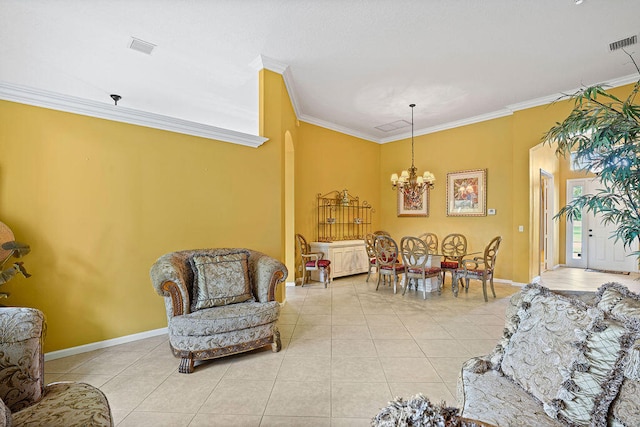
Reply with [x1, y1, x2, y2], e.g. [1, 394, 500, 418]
[609, 35, 637, 52]
[129, 37, 156, 55]
[375, 120, 411, 132]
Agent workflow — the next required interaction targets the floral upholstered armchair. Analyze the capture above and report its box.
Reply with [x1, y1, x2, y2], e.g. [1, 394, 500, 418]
[150, 248, 287, 374]
[0, 307, 113, 427]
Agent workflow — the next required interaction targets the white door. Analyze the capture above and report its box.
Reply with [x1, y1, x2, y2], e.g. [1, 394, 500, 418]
[568, 178, 639, 272]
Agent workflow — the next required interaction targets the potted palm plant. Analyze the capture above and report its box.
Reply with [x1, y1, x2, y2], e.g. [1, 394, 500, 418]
[543, 55, 640, 261]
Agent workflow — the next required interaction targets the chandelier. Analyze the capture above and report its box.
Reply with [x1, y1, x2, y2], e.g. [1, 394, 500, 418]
[390, 104, 435, 197]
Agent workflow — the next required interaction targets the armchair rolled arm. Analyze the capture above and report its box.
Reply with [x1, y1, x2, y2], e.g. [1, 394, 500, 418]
[248, 250, 288, 302]
[149, 253, 193, 318]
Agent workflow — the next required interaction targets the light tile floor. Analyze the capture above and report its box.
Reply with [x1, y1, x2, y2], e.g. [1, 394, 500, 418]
[44, 267, 639, 426]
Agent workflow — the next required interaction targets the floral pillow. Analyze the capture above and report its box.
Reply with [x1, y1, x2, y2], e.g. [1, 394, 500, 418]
[499, 284, 594, 412]
[189, 250, 254, 311]
[499, 283, 639, 426]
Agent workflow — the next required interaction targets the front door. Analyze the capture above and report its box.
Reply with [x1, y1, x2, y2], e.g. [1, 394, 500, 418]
[566, 178, 639, 272]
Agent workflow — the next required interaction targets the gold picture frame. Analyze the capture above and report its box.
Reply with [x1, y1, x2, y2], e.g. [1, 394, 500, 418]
[446, 169, 487, 217]
[397, 187, 429, 217]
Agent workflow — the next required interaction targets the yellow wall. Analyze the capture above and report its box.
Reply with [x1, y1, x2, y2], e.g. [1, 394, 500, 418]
[259, 69, 298, 297]
[1, 67, 635, 353]
[294, 122, 381, 246]
[379, 117, 515, 281]
[0, 89, 286, 351]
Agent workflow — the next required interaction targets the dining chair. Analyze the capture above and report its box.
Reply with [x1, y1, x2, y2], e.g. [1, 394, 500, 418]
[455, 236, 502, 302]
[417, 232, 439, 255]
[373, 230, 391, 237]
[400, 236, 443, 299]
[440, 233, 467, 286]
[295, 233, 331, 287]
[374, 235, 405, 294]
[364, 233, 377, 282]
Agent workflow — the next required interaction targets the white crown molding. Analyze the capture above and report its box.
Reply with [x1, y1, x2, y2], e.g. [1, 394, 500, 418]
[251, 54, 304, 125]
[298, 113, 379, 142]
[300, 73, 640, 145]
[0, 81, 268, 148]
[250, 54, 289, 74]
[248, 56, 640, 145]
[378, 109, 514, 144]
[506, 73, 640, 112]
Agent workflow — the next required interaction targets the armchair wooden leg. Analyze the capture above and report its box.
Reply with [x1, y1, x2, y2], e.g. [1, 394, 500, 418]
[482, 279, 489, 302]
[272, 330, 282, 352]
[179, 355, 195, 374]
[490, 277, 496, 298]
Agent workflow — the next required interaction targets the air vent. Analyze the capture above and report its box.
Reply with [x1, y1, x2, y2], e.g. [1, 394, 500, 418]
[375, 120, 411, 132]
[129, 37, 156, 55]
[609, 35, 637, 51]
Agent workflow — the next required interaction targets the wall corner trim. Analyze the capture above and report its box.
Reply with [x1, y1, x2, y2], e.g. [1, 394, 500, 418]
[0, 81, 268, 148]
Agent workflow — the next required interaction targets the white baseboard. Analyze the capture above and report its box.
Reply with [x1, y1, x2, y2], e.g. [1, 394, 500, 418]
[44, 327, 168, 361]
[285, 280, 296, 287]
[510, 281, 529, 287]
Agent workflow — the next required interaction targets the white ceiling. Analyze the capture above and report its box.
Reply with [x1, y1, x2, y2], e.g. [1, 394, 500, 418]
[1, 0, 639, 143]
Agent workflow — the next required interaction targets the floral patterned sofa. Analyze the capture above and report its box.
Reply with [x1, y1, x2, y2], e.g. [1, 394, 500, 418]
[458, 282, 640, 426]
[0, 307, 113, 427]
[150, 248, 287, 373]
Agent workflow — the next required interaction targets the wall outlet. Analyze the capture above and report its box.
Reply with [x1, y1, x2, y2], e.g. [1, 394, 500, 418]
[487, 208, 496, 215]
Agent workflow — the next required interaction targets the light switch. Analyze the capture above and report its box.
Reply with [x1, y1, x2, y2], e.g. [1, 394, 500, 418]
[488, 208, 496, 215]
[518, 225, 524, 232]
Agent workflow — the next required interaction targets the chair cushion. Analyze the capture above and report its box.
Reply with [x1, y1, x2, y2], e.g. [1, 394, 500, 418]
[457, 268, 491, 277]
[407, 267, 441, 275]
[459, 363, 564, 427]
[170, 300, 280, 336]
[380, 263, 404, 271]
[440, 261, 458, 269]
[305, 259, 331, 268]
[189, 250, 254, 310]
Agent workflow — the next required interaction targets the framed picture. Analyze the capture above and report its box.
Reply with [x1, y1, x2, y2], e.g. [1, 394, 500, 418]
[446, 169, 487, 217]
[397, 187, 429, 217]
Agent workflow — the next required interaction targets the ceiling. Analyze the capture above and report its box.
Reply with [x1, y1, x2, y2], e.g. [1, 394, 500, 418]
[1, 0, 639, 143]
